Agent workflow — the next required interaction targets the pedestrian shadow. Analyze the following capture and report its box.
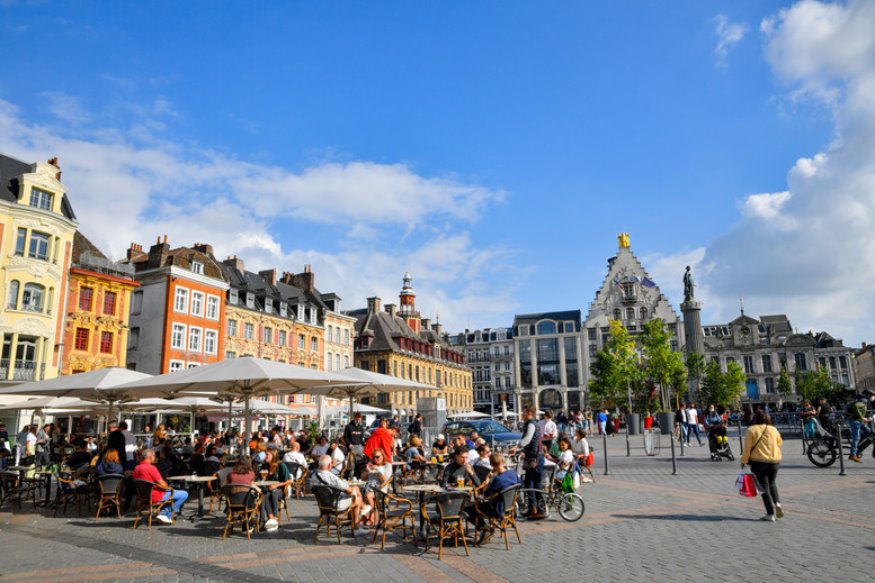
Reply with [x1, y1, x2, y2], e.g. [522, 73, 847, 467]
[611, 513, 749, 522]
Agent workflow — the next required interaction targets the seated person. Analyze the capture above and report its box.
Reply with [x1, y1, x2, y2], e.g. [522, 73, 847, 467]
[282, 441, 307, 479]
[472, 443, 493, 469]
[260, 450, 292, 531]
[155, 446, 185, 479]
[180, 437, 195, 456]
[431, 434, 449, 460]
[546, 436, 575, 482]
[476, 452, 521, 527]
[132, 449, 188, 524]
[311, 436, 330, 458]
[361, 447, 393, 525]
[251, 441, 268, 465]
[468, 439, 486, 464]
[94, 448, 124, 478]
[403, 437, 427, 466]
[440, 446, 482, 489]
[310, 455, 368, 536]
[466, 431, 480, 450]
[67, 441, 93, 469]
[328, 441, 346, 475]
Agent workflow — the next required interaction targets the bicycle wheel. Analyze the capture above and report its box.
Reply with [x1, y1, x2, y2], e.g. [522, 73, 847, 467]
[557, 492, 585, 522]
[807, 439, 837, 468]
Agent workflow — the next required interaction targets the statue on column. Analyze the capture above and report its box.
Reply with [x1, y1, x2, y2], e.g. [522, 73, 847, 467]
[683, 265, 695, 302]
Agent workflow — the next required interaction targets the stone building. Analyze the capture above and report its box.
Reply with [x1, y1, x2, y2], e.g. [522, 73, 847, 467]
[853, 343, 875, 392]
[447, 327, 515, 416]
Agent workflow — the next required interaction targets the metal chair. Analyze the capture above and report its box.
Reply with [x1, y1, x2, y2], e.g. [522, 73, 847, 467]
[95, 473, 125, 519]
[0, 471, 38, 510]
[371, 489, 416, 550]
[221, 484, 262, 540]
[473, 484, 522, 550]
[422, 491, 470, 560]
[132, 480, 176, 529]
[311, 484, 353, 544]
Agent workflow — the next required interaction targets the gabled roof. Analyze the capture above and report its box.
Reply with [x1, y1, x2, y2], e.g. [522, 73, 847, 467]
[514, 310, 581, 325]
[728, 314, 759, 326]
[71, 231, 109, 263]
[0, 153, 76, 221]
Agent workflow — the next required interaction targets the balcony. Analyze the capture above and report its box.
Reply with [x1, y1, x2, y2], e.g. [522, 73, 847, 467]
[0, 360, 45, 381]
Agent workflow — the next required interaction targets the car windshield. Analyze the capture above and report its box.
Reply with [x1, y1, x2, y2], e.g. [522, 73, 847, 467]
[471, 420, 510, 434]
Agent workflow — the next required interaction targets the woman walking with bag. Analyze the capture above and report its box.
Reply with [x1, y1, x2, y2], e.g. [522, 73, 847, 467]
[740, 411, 783, 522]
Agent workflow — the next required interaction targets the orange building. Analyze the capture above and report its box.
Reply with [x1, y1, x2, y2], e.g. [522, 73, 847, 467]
[124, 237, 228, 374]
[61, 232, 139, 374]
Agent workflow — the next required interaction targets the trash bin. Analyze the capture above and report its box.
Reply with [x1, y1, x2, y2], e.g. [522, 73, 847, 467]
[657, 412, 675, 436]
[627, 413, 640, 436]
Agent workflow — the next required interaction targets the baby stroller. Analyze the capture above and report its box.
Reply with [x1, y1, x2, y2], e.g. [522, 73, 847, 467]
[707, 424, 734, 461]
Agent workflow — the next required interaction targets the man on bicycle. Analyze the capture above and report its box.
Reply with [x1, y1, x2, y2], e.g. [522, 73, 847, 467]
[847, 390, 874, 463]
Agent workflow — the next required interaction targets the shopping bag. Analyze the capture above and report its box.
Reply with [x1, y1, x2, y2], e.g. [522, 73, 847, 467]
[585, 452, 594, 467]
[735, 472, 758, 497]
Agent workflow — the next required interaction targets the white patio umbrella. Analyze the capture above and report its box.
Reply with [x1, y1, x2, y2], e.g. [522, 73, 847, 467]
[0, 368, 154, 421]
[449, 410, 489, 419]
[308, 366, 433, 421]
[326, 402, 391, 415]
[113, 357, 360, 450]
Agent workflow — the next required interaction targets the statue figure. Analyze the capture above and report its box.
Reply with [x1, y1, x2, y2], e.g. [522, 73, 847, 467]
[683, 265, 695, 302]
[618, 232, 630, 249]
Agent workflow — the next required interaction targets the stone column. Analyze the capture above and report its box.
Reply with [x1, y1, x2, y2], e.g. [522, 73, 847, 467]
[558, 336, 567, 386]
[7, 333, 19, 380]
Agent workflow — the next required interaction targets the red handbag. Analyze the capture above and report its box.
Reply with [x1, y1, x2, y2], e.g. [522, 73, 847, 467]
[736, 473, 758, 497]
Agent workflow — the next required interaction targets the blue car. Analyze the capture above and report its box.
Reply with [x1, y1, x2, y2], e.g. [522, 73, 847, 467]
[442, 419, 521, 448]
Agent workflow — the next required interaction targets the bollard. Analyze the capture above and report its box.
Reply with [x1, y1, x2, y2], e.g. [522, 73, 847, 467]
[737, 416, 744, 454]
[625, 426, 631, 457]
[602, 430, 610, 475]
[836, 422, 846, 476]
[670, 432, 678, 475]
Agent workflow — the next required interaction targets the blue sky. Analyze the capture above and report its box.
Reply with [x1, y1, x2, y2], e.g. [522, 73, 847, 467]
[2, 1, 873, 344]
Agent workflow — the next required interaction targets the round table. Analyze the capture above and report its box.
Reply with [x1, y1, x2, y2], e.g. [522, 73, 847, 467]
[167, 475, 217, 520]
[254, 480, 280, 487]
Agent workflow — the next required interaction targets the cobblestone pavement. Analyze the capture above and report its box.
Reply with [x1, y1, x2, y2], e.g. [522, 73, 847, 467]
[2, 430, 874, 583]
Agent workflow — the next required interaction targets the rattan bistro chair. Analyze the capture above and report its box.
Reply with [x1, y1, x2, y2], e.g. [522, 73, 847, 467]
[132, 480, 176, 529]
[0, 471, 38, 510]
[282, 461, 308, 499]
[311, 484, 354, 544]
[371, 489, 416, 550]
[54, 471, 91, 517]
[422, 491, 470, 560]
[95, 473, 125, 519]
[473, 484, 522, 550]
[221, 484, 263, 540]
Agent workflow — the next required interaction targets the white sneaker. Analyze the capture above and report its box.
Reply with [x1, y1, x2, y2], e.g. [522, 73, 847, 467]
[155, 514, 172, 524]
[759, 514, 775, 522]
[775, 504, 784, 519]
[265, 523, 279, 532]
[265, 518, 278, 529]
[360, 504, 372, 516]
[353, 527, 370, 536]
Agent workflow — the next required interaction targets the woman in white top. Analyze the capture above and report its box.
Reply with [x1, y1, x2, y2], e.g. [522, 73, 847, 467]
[361, 447, 393, 525]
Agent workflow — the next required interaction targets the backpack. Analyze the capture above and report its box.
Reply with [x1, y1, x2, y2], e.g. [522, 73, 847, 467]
[560, 471, 575, 493]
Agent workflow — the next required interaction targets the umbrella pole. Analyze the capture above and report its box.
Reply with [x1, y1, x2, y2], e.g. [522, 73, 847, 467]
[243, 394, 251, 455]
[227, 400, 233, 438]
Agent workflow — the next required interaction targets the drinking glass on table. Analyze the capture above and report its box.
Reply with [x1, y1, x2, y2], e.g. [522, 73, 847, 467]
[259, 468, 269, 481]
[456, 477, 465, 488]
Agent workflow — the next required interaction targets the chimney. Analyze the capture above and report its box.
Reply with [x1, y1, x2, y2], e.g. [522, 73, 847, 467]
[127, 242, 146, 261]
[292, 265, 315, 293]
[147, 235, 170, 268]
[192, 242, 214, 256]
[222, 255, 245, 272]
[259, 269, 277, 286]
[386, 304, 397, 318]
[433, 322, 443, 336]
[422, 318, 431, 330]
[367, 297, 382, 314]
[47, 157, 61, 181]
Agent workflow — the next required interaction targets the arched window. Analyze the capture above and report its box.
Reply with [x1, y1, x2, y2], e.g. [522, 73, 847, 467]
[537, 321, 557, 335]
[22, 283, 45, 312]
[326, 352, 333, 370]
[612, 309, 621, 321]
[7, 280, 19, 309]
[626, 307, 635, 320]
[640, 307, 648, 320]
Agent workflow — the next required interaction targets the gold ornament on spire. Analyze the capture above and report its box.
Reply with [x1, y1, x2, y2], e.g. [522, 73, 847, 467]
[618, 232, 630, 249]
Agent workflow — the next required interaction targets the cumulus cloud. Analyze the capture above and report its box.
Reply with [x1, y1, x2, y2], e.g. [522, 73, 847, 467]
[713, 14, 750, 67]
[697, 0, 875, 344]
[0, 96, 517, 332]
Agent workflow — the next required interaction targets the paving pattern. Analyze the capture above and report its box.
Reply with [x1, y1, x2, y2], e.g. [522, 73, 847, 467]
[2, 430, 874, 582]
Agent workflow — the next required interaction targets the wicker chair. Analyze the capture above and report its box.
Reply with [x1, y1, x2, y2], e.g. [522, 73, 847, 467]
[311, 484, 353, 544]
[54, 471, 91, 516]
[472, 484, 522, 550]
[221, 484, 262, 540]
[132, 480, 176, 529]
[371, 489, 416, 550]
[422, 491, 470, 560]
[94, 473, 125, 519]
[0, 471, 38, 510]
[282, 461, 308, 499]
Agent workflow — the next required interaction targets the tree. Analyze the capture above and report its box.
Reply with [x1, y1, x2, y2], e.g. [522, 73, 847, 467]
[589, 320, 640, 408]
[795, 368, 844, 403]
[777, 368, 792, 397]
[639, 318, 686, 411]
[700, 360, 746, 408]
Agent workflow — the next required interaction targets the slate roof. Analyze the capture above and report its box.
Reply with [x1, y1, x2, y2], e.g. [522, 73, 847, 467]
[0, 154, 76, 221]
[513, 310, 581, 325]
[220, 264, 328, 322]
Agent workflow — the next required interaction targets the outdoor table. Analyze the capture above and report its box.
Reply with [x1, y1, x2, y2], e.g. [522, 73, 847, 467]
[168, 475, 217, 521]
[33, 469, 53, 507]
[346, 478, 366, 488]
[254, 480, 280, 487]
[401, 483, 443, 535]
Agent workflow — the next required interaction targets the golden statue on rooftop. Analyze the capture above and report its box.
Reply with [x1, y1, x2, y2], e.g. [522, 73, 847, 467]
[618, 232, 630, 249]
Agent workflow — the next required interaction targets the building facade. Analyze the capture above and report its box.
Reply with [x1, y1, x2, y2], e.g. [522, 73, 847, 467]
[448, 327, 515, 416]
[62, 232, 138, 374]
[853, 343, 875, 392]
[702, 313, 856, 402]
[0, 155, 77, 382]
[124, 239, 229, 374]
[348, 275, 473, 416]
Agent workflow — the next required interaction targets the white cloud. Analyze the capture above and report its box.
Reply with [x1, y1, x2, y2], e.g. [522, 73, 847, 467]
[696, 0, 875, 344]
[0, 96, 515, 333]
[713, 14, 750, 67]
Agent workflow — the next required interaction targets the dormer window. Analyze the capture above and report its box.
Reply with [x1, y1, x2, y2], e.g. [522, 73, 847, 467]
[191, 261, 204, 274]
[30, 187, 54, 211]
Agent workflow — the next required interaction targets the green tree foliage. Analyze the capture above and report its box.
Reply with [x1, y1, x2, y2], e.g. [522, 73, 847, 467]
[700, 360, 746, 408]
[777, 368, 792, 397]
[589, 320, 640, 407]
[794, 368, 844, 403]
[685, 353, 705, 398]
[639, 318, 686, 411]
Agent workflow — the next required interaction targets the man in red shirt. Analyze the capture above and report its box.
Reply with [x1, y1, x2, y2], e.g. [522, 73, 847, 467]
[132, 448, 188, 524]
[364, 418, 396, 463]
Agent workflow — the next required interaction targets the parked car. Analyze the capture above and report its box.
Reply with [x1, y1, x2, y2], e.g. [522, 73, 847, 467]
[441, 419, 521, 448]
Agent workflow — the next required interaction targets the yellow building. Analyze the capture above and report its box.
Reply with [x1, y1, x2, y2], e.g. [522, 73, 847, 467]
[350, 274, 473, 417]
[0, 155, 77, 382]
[61, 232, 139, 374]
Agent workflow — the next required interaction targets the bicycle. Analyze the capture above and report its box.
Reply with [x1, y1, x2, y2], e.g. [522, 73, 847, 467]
[513, 462, 585, 522]
[807, 419, 874, 468]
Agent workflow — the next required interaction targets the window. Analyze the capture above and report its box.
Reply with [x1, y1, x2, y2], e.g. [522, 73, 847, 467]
[626, 307, 635, 320]
[15, 228, 26, 256]
[244, 322, 254, 340]
[78, 286, 93, 311]
[191, 291, 204, 317]
[171, 324, 185, 349]
[279, 330, 287, 346]
[22, 283, 45, 312]
[7, 280, 19, 309]
[311, 337, 318, 352]
[761, 354, 773, 373]
[131, 290, 143, 315]
[191, 261, 203, 275]
[263, 327, 272, 344]
[187, 363, 202, 369]
[613, 309, 621, 321]
[743, 355, 754, 374]
[588, 327, 597, 341]
[764, 377, 775, 394]
[129, 327, 139, 350]
[794, 352, 808, 372]
[640, 307, 648, 320]
[828, 356, 837, 370]
[335, 354, 340, 370]
[30, 187, 53, 210]
[204, 330, 218, 355]
[189, 327, 202, 352]
[206, 296, 220, 320]
[343, 355, 349, 368]
[169, 360, 184, 372]
[100, 331, 113, 354]
[839, 356, 848, 370]
[537, 321, 557, 335]
[298, 334, 305, 349]
[225, 351, 237, 359]
[28, 232, 50, 260]
[343, 329, 350, 345]
[227, 319, 238, 337]
[102, 291, 117, 316]
[174, 287, 189, 313]
[75, 328, 89, 351]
